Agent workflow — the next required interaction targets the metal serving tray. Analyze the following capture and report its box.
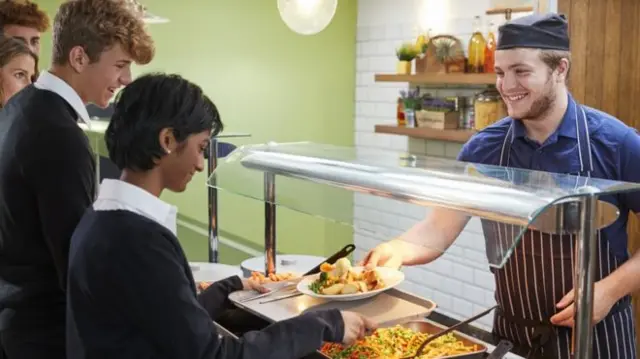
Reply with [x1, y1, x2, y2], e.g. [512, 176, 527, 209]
[229, 287, 437, 328]
[317, 319, 487, 359]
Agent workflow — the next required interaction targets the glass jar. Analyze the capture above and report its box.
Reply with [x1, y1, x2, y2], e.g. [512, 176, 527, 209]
[464, 96, 475, 129]
[474, 88, 506, 131]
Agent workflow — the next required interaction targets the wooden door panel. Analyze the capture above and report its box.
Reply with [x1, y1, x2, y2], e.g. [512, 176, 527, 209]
[559, 0, 640, 354]
[600, 0, 621, 116]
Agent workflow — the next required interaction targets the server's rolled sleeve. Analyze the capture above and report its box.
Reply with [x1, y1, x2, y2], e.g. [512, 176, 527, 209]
[619, 129, 640, 214]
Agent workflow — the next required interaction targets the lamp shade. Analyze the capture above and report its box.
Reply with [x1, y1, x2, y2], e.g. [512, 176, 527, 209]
[277, 0, 337, 35]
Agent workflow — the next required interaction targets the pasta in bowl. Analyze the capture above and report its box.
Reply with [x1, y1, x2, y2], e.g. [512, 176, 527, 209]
[296, 258, 404, 301]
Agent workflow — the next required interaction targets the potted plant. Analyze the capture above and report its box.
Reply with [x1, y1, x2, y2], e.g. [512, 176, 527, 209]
[399, 87, 421, 127]
[414, 30, 431, 73]
[395, 42, 419, 74]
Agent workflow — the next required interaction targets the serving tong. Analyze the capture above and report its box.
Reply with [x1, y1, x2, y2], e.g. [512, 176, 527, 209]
[400, 305, 498, 359]
[237, 244, 356, 304]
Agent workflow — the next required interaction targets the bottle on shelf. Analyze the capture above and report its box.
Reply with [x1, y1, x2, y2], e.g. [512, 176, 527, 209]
[484, 22, 496, 73]
[397, 97, 406, 127]
[467, 16, 486, 73]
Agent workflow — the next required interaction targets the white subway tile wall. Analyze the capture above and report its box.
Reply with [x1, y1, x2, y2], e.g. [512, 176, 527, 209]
[353, 0, 537, 330]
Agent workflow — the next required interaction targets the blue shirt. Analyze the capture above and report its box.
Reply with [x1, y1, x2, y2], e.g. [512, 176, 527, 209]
[458, 93, 640, 261]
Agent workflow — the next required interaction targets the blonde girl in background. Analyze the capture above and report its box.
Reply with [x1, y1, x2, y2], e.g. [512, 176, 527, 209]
[0, 37, 37, 107]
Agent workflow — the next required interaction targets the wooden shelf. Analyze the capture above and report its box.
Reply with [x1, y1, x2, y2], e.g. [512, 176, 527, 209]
[375, 73, 496, 86]
[485, 6, 534, 15]
[375, 125, 476, 143]
[486, 6, 535, 20]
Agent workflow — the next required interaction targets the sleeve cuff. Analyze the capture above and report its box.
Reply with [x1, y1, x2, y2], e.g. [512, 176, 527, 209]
[313, 309, 344, 343]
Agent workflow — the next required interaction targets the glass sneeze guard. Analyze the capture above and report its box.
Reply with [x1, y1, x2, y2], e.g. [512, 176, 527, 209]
[208, 142, 640, 268]
[206, 132, 252, 264]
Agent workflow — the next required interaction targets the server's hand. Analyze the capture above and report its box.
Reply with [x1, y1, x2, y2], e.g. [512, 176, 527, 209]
[550, 280, 617, 327]
[359, 242, 403, 269]
[339, 311, 378, 345]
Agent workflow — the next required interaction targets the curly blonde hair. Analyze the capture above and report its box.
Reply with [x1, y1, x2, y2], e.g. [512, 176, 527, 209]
[52, 0, 155, 66]
[0, 0, 50, 33]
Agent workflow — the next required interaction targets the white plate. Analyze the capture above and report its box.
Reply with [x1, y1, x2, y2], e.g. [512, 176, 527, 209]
[296, 266, 404, 302]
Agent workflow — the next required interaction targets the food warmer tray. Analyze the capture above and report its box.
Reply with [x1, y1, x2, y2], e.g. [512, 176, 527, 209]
[318, 319, 488, 359]
[214, 317, 520, 359]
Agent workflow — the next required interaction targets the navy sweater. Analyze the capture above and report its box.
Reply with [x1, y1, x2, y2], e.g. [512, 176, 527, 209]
[0, 85, 95, 330]
[66, 209, 344, 359]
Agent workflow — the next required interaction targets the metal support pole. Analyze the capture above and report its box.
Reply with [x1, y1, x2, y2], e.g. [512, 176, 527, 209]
[207, 137, 219, 263]
[264, 172, 276, 275]
[573, 194, 598, 359]
[94, 151, 101, 199]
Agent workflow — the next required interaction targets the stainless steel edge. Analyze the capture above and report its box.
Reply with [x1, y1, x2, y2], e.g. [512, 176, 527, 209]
[207, 137, 219, 263]
[264, 172, 276, 275]
[213, 320, 238, 339]
[240, 152, 618, 234]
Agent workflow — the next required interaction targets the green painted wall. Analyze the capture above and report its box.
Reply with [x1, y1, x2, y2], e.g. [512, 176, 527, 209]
[35, 0, 357, 265]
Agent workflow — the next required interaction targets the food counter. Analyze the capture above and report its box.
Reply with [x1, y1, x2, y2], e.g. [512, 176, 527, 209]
[211, 283, 529, 358]
[207, 142, 640, 359]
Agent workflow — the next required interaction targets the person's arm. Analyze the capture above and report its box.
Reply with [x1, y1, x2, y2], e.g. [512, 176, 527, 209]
[363, 142, 483, 268]
[597, 217, 640, 302]
[551, 128, 640, 327]
[197, 276, 244, 319]
[393, 208, 471, 265]
[109, 229, 344, 359]
[599, 129, 640, 300]
[371, 141, 475, 267]
[22, 127, 95, 290]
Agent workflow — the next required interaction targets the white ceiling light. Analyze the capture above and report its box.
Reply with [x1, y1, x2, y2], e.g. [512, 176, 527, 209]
[127, 0, 170, 24]
[277, 0, 337, 35]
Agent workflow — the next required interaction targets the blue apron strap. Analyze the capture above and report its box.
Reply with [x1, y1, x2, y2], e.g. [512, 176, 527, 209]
[573, 100, 593, 187]
[499, 122, 515, 183]
[500, 121, 515, 167]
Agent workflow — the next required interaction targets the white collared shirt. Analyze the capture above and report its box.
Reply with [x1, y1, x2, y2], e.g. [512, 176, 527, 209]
[34, 70, 91, 129]
[93, 179, 178, 236]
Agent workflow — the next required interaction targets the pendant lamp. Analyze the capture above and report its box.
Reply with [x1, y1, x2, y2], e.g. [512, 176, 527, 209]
[277, 0, 337, 35]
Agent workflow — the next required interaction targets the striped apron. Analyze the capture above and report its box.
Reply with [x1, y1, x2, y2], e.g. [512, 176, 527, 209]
[487, 100, 637, 359]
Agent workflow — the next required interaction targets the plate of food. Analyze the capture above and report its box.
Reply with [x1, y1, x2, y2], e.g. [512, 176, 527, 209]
[249, 271, 299, 285]
[196, 271, 299, 295]
[296, 258, 404, 301]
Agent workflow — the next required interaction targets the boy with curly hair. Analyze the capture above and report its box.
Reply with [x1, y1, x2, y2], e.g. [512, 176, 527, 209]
[0, 1, 154, 358]
[0, 0, 50, 55]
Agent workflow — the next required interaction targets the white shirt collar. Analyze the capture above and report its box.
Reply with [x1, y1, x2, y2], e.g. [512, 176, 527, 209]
[93, 179, 178, 235]
[34, 70, 91, 128]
